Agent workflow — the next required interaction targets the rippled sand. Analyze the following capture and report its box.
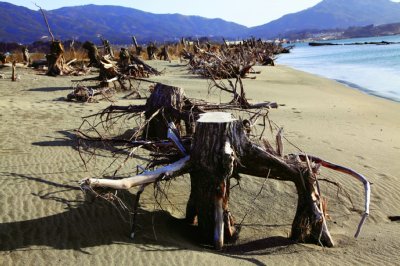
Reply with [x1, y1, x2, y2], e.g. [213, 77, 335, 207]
[0, 61, 399, 265]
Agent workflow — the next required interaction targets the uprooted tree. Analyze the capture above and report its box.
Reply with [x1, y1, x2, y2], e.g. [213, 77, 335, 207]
[78, 79, 370, 250]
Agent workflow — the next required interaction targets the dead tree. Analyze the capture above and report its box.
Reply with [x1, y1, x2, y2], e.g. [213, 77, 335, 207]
[0, 53, 6, 64]
[158, 45, 171, 62]
[143, 83, 197, 139]
[82, 41, 100, 67]
[46, 40, 73, 76]
[118, 48, 131, 69]
[22, 46, 30, 66]
[132, 36, 142, 56]
[101, 38, 114, 59]
[11, 61, 17, 81]
[146, 42, 158, 60]
[81, 112, 370, 249]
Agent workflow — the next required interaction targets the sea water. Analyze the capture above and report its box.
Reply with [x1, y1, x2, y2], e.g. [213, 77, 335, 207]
[277, 35, 400, 102]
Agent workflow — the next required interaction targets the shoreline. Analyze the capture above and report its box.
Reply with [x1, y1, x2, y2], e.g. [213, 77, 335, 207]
[1, 62, 400, 264]
[277, 63, 400, 103]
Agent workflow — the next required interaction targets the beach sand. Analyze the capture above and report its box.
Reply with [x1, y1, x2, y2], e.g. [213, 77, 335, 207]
[0, 61, 399, 265]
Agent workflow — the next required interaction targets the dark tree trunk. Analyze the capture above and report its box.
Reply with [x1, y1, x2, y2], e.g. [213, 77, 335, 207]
[187, 113, 334, 249]
[22, 46, 30, 66]
[82, 41, 100, 67]
[11, 61, 17, 81]
[143, 83, 196, 139]
[187, 114, 240, 249]
[132, 36, 142, 56]
[46, 41, 72, 76]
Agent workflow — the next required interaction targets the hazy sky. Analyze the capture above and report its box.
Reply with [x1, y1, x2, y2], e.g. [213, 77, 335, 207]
[3, 0, 323, 27]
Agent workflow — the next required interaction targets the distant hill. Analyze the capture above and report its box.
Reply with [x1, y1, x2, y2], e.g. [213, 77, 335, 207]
[2, 0, 400, 44]
[343, 22, 400, 38]
[249, 0, 400, 39]
[0, 2, 248, 44]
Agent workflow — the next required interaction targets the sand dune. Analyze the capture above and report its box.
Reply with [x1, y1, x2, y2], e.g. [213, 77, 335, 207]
[0, 62, 399, 265]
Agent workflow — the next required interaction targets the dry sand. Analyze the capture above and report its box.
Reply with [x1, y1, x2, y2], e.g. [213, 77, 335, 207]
[0, 61, 399, 265]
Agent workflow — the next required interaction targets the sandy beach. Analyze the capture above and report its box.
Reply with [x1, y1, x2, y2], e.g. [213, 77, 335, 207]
[0, 61, 399, 265]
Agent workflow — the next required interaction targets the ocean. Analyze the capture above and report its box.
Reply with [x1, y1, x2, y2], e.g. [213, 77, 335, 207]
[277, 35, 400, 102]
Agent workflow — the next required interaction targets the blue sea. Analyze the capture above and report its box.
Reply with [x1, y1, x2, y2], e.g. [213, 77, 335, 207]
[277, 35, 400, 102]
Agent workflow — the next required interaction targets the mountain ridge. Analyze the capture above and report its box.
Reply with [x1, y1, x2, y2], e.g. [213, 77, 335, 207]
[1, 1, 400, 44]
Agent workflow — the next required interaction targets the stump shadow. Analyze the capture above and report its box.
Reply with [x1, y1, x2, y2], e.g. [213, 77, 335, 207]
[0, 174, 198, 253]
[27, 86, 72, 92]
[0, 172, 299, 262]
[31, 130, 77, 148]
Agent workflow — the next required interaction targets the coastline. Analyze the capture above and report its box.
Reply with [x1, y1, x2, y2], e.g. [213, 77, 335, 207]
[0, 62, 399, 265]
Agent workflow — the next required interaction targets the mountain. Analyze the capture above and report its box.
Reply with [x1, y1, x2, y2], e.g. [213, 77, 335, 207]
[2, 0, 400, 44]
[249, 0, 400, 39]
[0, 2, 248, 44]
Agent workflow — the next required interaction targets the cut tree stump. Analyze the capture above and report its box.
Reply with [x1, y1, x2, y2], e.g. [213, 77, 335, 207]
[187, 112, 334, 248]
[11, 61, 17, 81]
[82, 111, 371, 249]
[143, 83, 198, 139]
[187, 112, 238, 249]
[82, 41, 100, 67]
[46, 41, 72, 76]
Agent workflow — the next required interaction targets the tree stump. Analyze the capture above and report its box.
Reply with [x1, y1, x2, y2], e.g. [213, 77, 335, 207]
[46, 41, 72, 76]
[132, 36, 142, 56]
[11, 61, 17, 81]
[146, 43, 158, 60]
[187, 112, 334, 249]
[143, 83, 197, 139]
[22, 46, 30, 66]
[187, 113, 239, 249]
[82, 41, 100, 67]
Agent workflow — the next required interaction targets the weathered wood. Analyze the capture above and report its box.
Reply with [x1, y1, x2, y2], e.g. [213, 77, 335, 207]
[101, 38, 114, 59]
[132, 36, 142, 56]
[83, 156, 190, 189]
[82, 41, 100, 67]
[158, 45, 171, 62]
[11, 61, 17, 81]
[22, 46, 30, 66]
[46, 41, 72, 76]
[144, 83, 196, 139]
[146, 42, 158, 60]
[188, 113, 238, 249]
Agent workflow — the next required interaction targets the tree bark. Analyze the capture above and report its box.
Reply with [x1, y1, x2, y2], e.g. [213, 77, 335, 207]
[188, 112, 334, 248]
[46, 41, 72, 76]
[187, 113, 238, 249]
[143, 83, 197, 139]
[11, 61, 17, 81]
[82, 41, 100, 67]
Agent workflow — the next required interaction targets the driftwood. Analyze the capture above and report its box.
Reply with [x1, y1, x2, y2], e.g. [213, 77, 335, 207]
[67, 86, 115, 103]
[80, 112, 370, 249]
[181, 38, 292, 79]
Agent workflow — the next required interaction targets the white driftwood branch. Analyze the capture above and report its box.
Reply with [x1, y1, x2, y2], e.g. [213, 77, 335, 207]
[300, 154, 371, 238]
[82, 156, 190, 190]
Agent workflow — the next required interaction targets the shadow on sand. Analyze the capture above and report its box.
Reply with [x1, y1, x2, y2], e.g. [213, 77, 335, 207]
[28, 86, 72, 92]
[0, 172, 295, 265]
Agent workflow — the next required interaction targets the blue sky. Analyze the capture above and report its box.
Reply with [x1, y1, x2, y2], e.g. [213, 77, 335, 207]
[3, 0, 323, 27]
